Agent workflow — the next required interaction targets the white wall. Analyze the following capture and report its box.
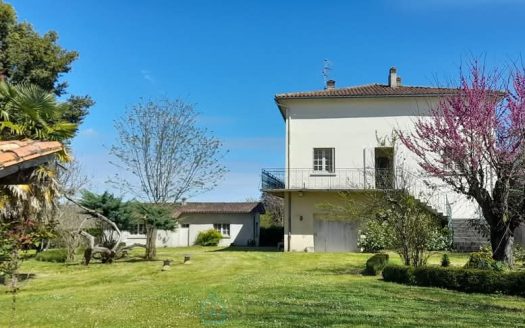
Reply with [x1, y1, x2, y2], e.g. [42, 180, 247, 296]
[182, 213, 259, 247]
[281, 96, 479, 220]
[120, 213, 260, 248]
[284, 191, 360, 252]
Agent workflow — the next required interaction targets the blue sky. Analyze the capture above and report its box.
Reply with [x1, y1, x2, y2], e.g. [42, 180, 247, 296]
[10, 0, 525, 201]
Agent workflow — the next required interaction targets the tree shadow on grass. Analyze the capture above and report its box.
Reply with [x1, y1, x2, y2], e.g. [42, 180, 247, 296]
[0, 273, 36, 284]
[306, 264, 365, 275]
[118, 257, 163, 263]
[212, 246, 281, 252]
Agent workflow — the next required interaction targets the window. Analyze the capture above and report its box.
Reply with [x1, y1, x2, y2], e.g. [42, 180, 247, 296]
[181, 223, 189, 228]
[213, 223, 230, 237]
[313, 148, 335, 172]
[132, 224, 145, 235]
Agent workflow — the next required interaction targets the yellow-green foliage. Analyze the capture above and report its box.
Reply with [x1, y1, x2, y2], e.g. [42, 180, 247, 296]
[195, 229, 222, 246]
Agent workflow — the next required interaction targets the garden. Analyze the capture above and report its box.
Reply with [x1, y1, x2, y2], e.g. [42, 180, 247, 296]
[1, 247, 525, 328]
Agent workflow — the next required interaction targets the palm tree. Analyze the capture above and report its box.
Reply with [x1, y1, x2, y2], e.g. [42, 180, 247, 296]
[0, 81, 77, 143]
[0, 81, 78, 287]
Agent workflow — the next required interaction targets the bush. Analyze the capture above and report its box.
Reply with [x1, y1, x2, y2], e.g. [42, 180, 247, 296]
[195, 229, 222, 246]
[464, 248, 508, 272]
[259, 226, 284, 247]
[364, 253, 389, 275]
[427, 226, 453, 251]
[382, 265, 415, 284]
[513, 245, 525, 264]
[358, 220, 388, 252]
[382, 264, 525, 296]
[441, 253, 450, 267]
[34, 249, 68, 263]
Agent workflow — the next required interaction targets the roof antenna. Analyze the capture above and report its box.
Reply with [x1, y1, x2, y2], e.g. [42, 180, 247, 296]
[322, 59, 332, 85]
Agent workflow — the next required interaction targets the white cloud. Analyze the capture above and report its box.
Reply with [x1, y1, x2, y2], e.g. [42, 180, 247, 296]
[140, 69, 155, 84]
[78, 128, 98, 138]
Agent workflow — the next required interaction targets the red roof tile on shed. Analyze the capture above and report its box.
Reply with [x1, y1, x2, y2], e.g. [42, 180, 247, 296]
[0, 139, 63, 169]
[173, 202, 265, 218]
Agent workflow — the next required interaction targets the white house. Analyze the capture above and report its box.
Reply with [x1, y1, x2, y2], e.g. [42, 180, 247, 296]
[263, 67, 485, 252]
[120, 202, 265, 247]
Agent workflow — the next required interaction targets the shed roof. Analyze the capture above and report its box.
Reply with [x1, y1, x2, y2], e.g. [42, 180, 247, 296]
[173, 202, 265, 218]
[0, 139, 63, 179]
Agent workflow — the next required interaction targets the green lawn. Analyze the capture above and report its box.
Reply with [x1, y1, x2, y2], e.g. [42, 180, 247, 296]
[1, 248, 524, 328]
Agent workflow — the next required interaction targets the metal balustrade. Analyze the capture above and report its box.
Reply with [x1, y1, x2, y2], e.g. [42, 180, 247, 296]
[261, 167, 451, 218]
[261, 168, 396, 191]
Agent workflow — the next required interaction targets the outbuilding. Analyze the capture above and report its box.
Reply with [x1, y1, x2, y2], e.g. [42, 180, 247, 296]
[121, 202, 265, 247]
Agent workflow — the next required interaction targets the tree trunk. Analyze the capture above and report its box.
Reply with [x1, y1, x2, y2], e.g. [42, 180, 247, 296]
[489, 225, 514, 266]
[145, 225, 157, 260]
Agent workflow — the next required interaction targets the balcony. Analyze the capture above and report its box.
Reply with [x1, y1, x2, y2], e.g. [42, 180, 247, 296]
[261, 167, 451, 219]
[261, 168, 396, 191]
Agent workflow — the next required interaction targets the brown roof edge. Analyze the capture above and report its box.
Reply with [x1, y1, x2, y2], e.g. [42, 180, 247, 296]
[173, 202, 265, 219]
[275, 84, 462, 100]
[0, 140, 63, 180]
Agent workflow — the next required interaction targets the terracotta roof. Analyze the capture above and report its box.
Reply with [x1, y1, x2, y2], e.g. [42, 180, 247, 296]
[275, 84, 460, 100]
[174, 202, 265, 218]
[0, 139, 63, 170]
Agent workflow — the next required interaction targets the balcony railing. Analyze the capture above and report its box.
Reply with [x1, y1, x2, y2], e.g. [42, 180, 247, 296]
[261, 168, 396, 191]
[261, 168, 450, 217]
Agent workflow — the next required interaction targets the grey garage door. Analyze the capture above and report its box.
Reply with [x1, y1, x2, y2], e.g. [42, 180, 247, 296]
[314, 219, 358, 252]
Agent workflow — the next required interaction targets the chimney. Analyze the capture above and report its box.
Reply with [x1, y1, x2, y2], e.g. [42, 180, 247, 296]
[326, 79, 336, 90]
[388, 67, 398, 88]
[181, 197, 187, 206]
[396, 76, 402, 86]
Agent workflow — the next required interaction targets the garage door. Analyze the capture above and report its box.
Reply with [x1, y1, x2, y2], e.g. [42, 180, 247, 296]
[314, 219, 358, 252]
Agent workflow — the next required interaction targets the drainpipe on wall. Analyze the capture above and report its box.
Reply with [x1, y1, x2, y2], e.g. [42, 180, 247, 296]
[287, 192, 292, 252]
[286, 106, 292, 252]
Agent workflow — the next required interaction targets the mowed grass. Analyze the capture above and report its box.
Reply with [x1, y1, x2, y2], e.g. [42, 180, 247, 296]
[1, 248, 525, 328]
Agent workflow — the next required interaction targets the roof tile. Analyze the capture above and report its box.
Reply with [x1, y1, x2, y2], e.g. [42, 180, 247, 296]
[173, 202, 265, 218]
[275, 84, 460, 99]
[0, 139, 63, 169]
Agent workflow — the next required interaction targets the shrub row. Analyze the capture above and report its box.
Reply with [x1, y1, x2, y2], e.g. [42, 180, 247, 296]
[382, 264, 525, 296]
[34, 249, 68, 263]
[364, 253, 389, 275]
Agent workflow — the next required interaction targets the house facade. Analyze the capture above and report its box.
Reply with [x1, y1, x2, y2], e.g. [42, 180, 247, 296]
[263, 68, 483, 252]
[120, 202, 264, 247]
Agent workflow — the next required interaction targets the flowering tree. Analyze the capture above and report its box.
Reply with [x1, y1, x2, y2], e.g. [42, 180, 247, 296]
[399, 62, 525, 265]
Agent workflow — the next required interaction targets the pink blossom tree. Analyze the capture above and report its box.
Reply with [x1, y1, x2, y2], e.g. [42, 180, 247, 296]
[399, 62, 525, 265]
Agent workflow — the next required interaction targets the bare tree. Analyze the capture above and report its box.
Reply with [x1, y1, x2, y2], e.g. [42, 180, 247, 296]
[109, 99, 227, 259]
[261, 192, 284, 226]
[48, 156, 91, 259]
[57, 156, 90, 198]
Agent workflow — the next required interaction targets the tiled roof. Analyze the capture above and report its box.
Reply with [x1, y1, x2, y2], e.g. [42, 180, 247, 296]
[275, 84, 461, 99]
[0, 139, 63, 170]
[173, 202, 265, 218]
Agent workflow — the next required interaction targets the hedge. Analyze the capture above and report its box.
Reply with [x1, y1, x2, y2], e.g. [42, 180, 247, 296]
[382, 264, 525, 297]
[34, 249, 68, 263]
[364, 253, 389, 276]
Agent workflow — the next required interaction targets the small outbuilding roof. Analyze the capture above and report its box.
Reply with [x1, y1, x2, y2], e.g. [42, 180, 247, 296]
[0, 139, 63, 180]
[173, 202, 265, 218]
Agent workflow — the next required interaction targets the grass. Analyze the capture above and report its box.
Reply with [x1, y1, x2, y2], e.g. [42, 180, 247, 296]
[1, 248, 524, 327]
